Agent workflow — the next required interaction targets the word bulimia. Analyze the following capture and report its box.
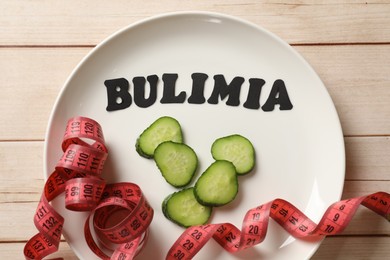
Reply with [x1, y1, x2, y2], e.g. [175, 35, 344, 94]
[104, 73, 293, 112]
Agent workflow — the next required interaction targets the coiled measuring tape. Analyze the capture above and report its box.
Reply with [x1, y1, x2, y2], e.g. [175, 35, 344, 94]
[24, 116, 153, 260]
[24, 116, 389, 259]
[166, 192, 389, 260]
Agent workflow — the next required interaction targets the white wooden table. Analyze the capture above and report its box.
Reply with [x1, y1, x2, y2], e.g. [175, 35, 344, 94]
[0, 1, 389, 259]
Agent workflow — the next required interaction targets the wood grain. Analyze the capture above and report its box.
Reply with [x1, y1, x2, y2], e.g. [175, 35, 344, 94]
[3, 236, 390, 260]
[0, 48, 90, 140]
[296, 45, 390, 136]
[312, 236, 390, 259]
[1, 140, 389, 241]
[1, 1, 390, 45]
[1, 181, 388, 241]
[1, 45, 389, 141]
[0, 241, 77, 260]
[345, 137, 390, 180]
[1, 137, 389, 203]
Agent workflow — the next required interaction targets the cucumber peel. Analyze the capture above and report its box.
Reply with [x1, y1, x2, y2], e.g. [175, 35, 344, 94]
[154, 141, 198, 187]
[136, 116, 183, 158]
[211, 134, 255, 175]
[162, 188, 212, 227]
[194, 160, 238, 207]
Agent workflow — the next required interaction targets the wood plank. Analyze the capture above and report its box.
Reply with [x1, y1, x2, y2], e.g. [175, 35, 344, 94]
[1, 181, 388, 241]
[338, 180, 390, 235]
[0, 48, 90, 140]
[0, 45, 389, 140]
[0, 241, 77, 260]
[0, 201, 41, 242]
[295, 45, 390, 136]
[1, 1, 390, 45]
[341, 180, 390, 199]
[5, 218, 388, 257]
[1, 236, 389, 259]
[1, 137, 389, 203]
[339, 205, 390, 236]
[0, 142, 43, 201]
[1, 139, 389, 239]
[1, 138, 388, 240]
[345, 137, 390, 180]
[312, 236, 390, 259]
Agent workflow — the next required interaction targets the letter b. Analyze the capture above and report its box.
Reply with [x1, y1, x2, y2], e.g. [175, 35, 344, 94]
[105, 78, 132, 111]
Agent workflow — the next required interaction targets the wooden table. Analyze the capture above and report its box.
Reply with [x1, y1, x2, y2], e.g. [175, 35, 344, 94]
[1, 1, 389, 259]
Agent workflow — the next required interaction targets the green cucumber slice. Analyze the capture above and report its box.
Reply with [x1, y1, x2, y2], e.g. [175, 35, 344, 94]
[154, 141, 198, 187]
[211, 134, 255, 175]
[136, 116, 183, 158]
[194, 160, 238, 207]
[162, 188, 212, 227]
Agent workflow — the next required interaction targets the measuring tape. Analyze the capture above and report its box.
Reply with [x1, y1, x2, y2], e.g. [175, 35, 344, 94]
[24, 116, 154, 260]
[166, 192, 390, 259]
[24, 116, 389, 260]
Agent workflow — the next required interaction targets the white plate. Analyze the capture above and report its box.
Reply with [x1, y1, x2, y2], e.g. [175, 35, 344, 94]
[44, 11, 345, 260]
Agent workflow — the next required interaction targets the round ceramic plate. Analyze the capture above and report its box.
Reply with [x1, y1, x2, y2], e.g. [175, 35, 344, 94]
[44, 11, 345, 260]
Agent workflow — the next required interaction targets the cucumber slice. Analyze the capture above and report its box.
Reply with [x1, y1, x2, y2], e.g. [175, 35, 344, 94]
[211, 134, 255, 175]
[194, 160, 238, 207]
[154, 141, 198, 187]
[136, 116, 183, 158]
[162, 188, 212, 227]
